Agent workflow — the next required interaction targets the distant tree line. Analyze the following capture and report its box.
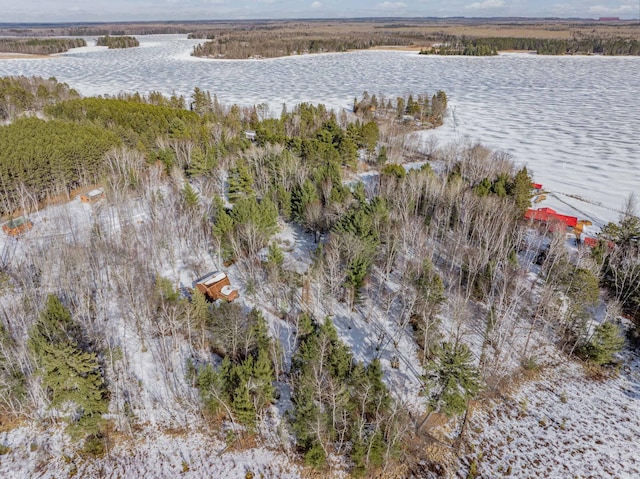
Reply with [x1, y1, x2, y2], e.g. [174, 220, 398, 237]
[96, 35, 139, 49]
[189, 28, 422, 59]
[0, 38, 86, 55]
[420, 36, 640, 56]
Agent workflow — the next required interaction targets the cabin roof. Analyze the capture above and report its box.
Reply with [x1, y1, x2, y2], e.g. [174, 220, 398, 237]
[221, 285, 235, 296]
[87, 189, 103, 197]
[195, 271, 227, 286]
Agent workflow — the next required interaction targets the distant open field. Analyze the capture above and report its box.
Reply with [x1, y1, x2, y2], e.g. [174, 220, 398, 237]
[1, 18, 639, 58]
[1, 18, 639, 42]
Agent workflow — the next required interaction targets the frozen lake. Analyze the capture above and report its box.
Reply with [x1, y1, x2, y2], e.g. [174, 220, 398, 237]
[1, 34, 638, 227]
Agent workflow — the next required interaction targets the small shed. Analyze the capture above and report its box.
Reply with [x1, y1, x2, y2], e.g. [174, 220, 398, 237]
[193, 271, 239, 302]
[80, 189, 104, 203]
[2, 216, 33, 236]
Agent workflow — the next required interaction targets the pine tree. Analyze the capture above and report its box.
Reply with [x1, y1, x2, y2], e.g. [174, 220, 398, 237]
[29, 295, 108, 439]
[197, 363, 224, 414]
[425, 342, 482, 417]
[365, 358, 390, 416]
[181, 182, 200, 209]
[267, 242, 284, 268]
[189, 289, 210, 351]
[252, 348, 275, 409]
[232, 380, 256, 428]
[250, 309, 271, 354]
[291, 179, 318, 222]
[345, 255, 370, 307]
[581, 321, 625, 365]
[510, 166, 533, 213]
[228, 165, 255, 202]
[360, 121, 379, 156]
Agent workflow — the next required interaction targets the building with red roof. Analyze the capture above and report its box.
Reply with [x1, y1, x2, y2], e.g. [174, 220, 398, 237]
[524, 207, 578, 229]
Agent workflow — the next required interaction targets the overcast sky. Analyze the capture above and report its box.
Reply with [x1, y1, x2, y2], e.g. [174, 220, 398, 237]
[0, 0, 638, 23]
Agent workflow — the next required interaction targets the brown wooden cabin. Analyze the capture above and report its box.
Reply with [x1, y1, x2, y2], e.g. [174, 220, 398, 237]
[80, 188, 104, 203]
[2, 216, 33, 236]
[194, 271, 239, 302]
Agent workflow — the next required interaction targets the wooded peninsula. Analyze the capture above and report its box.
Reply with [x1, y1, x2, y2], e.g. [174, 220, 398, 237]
[0, 38, 86, 55]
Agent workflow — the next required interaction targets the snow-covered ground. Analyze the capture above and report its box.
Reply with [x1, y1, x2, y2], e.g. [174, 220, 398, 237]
[0, 425, 314, 479]
[462, 350, 640, 478]
[0, 181, 638, 478]
[0, 35, 637, 225]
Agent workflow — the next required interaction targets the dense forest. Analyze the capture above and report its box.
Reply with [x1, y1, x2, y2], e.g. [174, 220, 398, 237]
[0, 118, 120, 212]
[0, 76, 80, 121]
[96, 35, 140, 49]
[420, 36, 640, 56]
[0, 77, 637, 477]
[0, 37, 86, 55]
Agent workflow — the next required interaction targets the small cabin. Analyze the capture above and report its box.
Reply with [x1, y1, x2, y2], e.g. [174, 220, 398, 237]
[2, 216, 33, 236]
[80, 189, 104, 203]
[193, 271, 239, 302]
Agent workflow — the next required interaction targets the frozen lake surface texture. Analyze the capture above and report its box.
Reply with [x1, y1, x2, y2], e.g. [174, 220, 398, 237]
[1, 34, 638, 227]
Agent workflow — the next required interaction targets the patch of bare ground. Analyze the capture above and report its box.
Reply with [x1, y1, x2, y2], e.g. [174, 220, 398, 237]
[369, 45, 427, 52]
[0, 53, 52, 59]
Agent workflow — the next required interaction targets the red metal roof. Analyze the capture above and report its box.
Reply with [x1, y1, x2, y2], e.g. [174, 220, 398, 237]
[583, 237, 598, 247]
[524, 208, 578, 228]
[531, 183, 543, 190]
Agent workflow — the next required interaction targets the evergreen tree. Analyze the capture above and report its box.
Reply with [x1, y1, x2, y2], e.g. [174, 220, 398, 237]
[29, 295, 108, 439]
[252, 348, 275, 408]
[228, 165, 255, 202]
[510, 166, 533, 213]
[182, 182, 200, 208]
[425, 342, 481, 417]
[581, 322, 625, 365]
[197, 363, 228, 415]
[291, 179, 318, 222]
[232, 379, 257, 427]
[345, 255, 370, 306]
[267, 242, 285, 268]
[359, 121, 379, 156]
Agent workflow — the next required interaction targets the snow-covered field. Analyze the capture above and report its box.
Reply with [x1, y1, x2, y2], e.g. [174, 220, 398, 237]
[0, 35, 638, 226]
[462, 350, 640, 478]
[0, 425, 310, 479]
[0, 185, 638, 478]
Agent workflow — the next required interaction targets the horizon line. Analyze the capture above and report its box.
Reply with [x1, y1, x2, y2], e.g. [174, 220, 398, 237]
[1, 16, 639, 27]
